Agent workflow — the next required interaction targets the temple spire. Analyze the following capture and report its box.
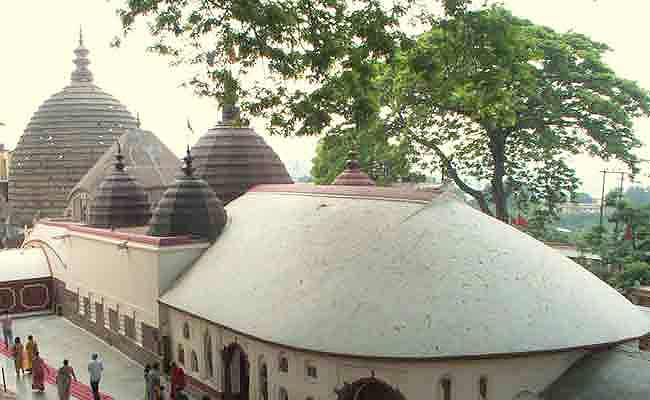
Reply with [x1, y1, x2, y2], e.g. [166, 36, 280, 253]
[182, 145, 195, 177]
[71, 28, 93, 84]
[114, 140, 125, 171]
[221, 72, 240, 124]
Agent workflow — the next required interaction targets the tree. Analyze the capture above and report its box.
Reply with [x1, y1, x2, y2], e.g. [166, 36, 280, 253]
[310, 127, 423, 184]
[114, 0, 422, 138]
[384, 5, 650, 222]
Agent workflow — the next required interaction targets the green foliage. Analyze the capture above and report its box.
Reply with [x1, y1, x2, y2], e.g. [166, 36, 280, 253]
[385, 5, 650, 221]
[608, 261, 650, 290]
[625, 186, 650, 207]
[115, 0, 418, 137]
[311, 127, 423, 184]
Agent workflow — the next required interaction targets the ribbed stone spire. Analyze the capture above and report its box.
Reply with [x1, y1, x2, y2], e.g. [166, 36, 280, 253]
[332, 150, 376, 186]
[71, 26, 93, 84]
[148, 146, 227, 242]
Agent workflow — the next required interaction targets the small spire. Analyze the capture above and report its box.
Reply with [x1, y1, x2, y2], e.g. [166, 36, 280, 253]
[71, 29, 93, 84]
[182, 145, 195, 177]
[114, 140, 125, 171]
[332, 149, 376, 186]
[136, 112, 141, 128]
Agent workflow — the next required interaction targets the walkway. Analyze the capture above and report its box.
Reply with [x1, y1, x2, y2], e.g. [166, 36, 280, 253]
[0, 315, 146, 399]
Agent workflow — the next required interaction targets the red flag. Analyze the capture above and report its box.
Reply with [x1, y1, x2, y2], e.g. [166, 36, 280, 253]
[625, 224, 633, 241]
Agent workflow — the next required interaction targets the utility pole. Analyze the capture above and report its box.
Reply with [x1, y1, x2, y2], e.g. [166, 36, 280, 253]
[598, 170, 626, 232]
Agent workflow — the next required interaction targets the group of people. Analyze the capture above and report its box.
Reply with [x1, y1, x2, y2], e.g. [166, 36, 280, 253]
[1, 311, 104, 400]
[144, 362, 189, 400]
[11, 335, 45, 392]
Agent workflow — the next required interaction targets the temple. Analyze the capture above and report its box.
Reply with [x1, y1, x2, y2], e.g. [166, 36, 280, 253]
[0, 33, 649, 400]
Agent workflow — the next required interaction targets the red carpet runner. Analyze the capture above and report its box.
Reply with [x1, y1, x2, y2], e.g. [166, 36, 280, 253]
[0, 341, 113, 400]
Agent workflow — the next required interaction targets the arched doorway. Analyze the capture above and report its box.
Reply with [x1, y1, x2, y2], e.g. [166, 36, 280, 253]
[336, 377, 406, 400]
[222, 343, 250, 400]
[258, 356, 268, 400]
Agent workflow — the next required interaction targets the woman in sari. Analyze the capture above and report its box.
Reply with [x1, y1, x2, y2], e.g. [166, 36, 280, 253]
[25, 335, 38, 372]
[144, 364, 151, 400]
[31, 351, 45, 392]
[170, 362, 186, 399]
[13, 337, 24, 376]
[56, 359, 77, 400]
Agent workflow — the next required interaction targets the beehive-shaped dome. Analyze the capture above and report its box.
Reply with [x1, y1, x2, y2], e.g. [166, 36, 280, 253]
[332, 150, 376, 186]
[148, 148, 227, 242]
[87, 142, 151, 228]
[8, 30, 137, 225]
[191, 105, 292, 204]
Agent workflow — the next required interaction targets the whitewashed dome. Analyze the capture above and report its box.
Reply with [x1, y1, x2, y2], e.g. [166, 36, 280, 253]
[160, 184, 648, 359]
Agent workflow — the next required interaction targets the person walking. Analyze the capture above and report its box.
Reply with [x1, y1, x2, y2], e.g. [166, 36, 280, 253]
[13, 337, 24, 376]
[25, 335, 38, 373]
[56, 359, 77, 400]
[1, 311, 13, 349]
[88, 353, 104, 400]
[144, 364, 151, 400]
[170, 362, 186, 399]
[148, 362, 162, 400]
[31, 351, 45, 392]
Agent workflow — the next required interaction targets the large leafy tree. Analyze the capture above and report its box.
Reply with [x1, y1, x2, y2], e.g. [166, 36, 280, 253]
[114, 0, 424, 137]
[384, 5, 650, 221]
[310, 127, 423, 184]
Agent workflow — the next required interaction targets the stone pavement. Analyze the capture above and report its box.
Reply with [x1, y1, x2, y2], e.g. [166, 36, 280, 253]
[0, 315, 146, 399]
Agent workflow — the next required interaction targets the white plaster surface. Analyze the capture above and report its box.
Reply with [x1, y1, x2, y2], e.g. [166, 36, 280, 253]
[168, 307, 586, 400]
[0, 248, 50, 281]
[161, 190, 649, 358]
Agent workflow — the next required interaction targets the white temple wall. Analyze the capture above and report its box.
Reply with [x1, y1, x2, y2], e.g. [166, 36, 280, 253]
[167, 307, 586, 400]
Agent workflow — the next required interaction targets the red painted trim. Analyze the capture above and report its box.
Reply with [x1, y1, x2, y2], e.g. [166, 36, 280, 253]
[248, 184, 439, 202]
[160, 301, 643, 363]
[38, 221, 201, 247]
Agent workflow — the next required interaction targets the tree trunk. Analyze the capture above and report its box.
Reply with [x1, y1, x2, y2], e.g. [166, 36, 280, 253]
[489, 132, 509, 222]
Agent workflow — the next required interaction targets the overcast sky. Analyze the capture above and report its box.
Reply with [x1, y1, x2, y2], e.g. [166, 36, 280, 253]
[1, 0, 649, 195]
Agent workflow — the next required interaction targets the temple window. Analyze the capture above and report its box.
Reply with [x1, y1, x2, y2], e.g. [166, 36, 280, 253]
[279, 387, 289, 400]
[204, 332, 214, 377]
[183, 322, 191, 340]
[306, 362, 317, 379]
[479, 376, 487, 399]
[440, 377, 452, 400]
[177, 344, 185, 365]
[279, 353, 289, 373]
[191, 350, 199, 373]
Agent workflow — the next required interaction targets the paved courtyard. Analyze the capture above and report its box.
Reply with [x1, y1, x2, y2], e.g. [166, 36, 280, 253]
[0, 315, 146, 399]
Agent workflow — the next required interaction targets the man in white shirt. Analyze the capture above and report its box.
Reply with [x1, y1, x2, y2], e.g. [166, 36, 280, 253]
[88, 353, 104, 400]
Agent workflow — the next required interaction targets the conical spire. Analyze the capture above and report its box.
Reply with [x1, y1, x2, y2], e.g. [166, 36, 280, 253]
[182, 145, 195, 177]
[71, 26, 93, 84]
[332, 150, 376, 186]
[221, 73, 240, 124]
[114, 140, 125, 171]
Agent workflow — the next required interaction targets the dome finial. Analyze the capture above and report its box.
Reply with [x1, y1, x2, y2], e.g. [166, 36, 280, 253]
[71, 29, 93, 84]
[332, 149, 376, 186]
[114, 140, 125, 171]
[182, 145, 195, 177]
[221, 72, 240, 124]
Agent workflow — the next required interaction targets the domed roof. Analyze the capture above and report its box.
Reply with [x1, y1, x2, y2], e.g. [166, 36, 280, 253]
[67, 126, 181, 204]
[191, 105, 292, 204]
[87, 142, 151, 228]
[9, 30, 137, 225]
[148, 148, 227, 242]
[160, 184, 648, 359]
[332, 150, 376, 186]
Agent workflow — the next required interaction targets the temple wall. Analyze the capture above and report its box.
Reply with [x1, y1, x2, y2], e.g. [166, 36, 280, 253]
[163, 305, 586, 400]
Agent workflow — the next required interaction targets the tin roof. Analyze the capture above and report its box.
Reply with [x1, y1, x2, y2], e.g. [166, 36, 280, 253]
[160, 185, 648, 359]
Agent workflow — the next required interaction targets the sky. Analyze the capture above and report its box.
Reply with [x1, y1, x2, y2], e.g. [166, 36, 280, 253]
[1, 0, 650, 195]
